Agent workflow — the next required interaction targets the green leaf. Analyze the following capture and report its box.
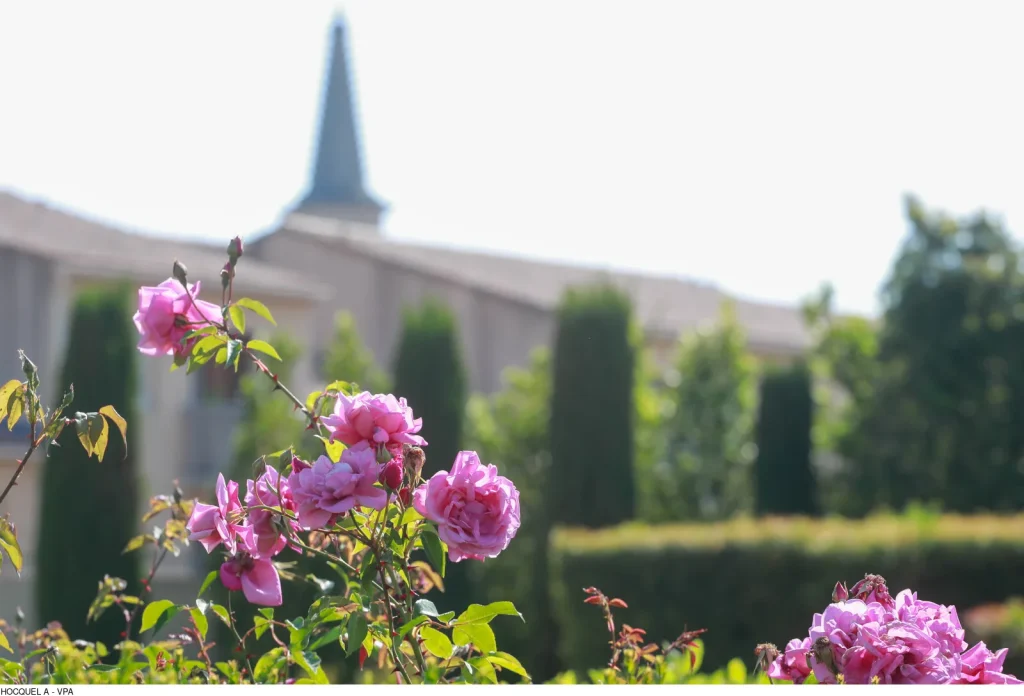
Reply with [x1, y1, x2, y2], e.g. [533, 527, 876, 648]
[0, 519, 23, 576]
[420, 626, 453, 659]
[454, 601, 523, 625]
[197, 570, 219, 598]
[121, 535, 148, 554]
[726, 657, 746, 684]
[309, 625, 344, 652]
[258, 608, 275, 619]
[0, 631, 10, 654]
[225, 339, 243, 372]
[345, 613, 367, 656]
[0, 380, 20, 421]
[99, 405, 128, 457]
[437, 611, 456, 623]
[253, 648, 286, 684]
[422, 528, 447, 578]
[228, 304, 246, 334]
[140, 599, 177, 634]
[192, 334, 224, 357]
[190, 607, 209, 641]
[247, 339, 282, 362]
[236, 297, 277, 326]
[89, 412, 110, 462]
[414, 598, 441, 618]
[398, 615, 430, 640]
[468, 656, 498, 684]
[210, 604, 231, 628]
[74, 414, 92, 456]
[359, 551, 378, 591]
[253, 615, 271, 640]
[453, 622, 496, 655]
[487, 651, 530, 679]
[6, 385, 23, 430]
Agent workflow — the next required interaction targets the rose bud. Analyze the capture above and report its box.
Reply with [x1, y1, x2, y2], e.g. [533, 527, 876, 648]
[380, 460, 403, 490]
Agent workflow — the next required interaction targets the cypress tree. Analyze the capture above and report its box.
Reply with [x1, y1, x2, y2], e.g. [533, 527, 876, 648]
[392, 299, 469, 612]
[549, 284, 636, 527]
[36, 285, 140, 643]
[392, 299, 466, 478]
[754, 361, 818, 516]
[322, 311, 390, 394]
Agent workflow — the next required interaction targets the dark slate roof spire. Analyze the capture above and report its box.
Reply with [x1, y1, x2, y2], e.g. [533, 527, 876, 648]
[297, 16, 384, 228]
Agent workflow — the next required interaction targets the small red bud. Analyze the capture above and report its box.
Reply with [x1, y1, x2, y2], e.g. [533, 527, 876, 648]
[120, 631, 127, 638]
[609, 598, 628, 609]
[398, 487, 411, 506]
[379, 461, 403, 490]
[584, 596, 603, 605]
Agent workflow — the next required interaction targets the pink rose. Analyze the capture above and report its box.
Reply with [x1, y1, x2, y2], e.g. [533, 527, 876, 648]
[133, 278, 221, 358]
[954, 642, 1024, 684]
[413, 451, 520, 562]
[186, 474, 252, 555]
[767, 638, 813, 683]
[244, 465, 298, 558]
[287, 443, 387, 530]
[322, 392, 427, 451]
[220, 552, 282, 607]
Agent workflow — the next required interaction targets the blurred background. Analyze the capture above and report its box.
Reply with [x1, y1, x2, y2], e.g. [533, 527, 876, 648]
[2, 0, 1024, 683]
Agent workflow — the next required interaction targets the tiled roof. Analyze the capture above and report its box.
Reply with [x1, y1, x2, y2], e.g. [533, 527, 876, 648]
[0, 191, 327, 300]
[279, 213, 814, 353]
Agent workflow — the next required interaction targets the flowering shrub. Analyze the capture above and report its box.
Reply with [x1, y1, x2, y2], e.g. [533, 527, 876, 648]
[766, 574, 1021, 684]
[0, 235, 1018, 685]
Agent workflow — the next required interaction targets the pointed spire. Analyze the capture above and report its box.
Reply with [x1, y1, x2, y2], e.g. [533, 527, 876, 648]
[297, 15, 384, 228]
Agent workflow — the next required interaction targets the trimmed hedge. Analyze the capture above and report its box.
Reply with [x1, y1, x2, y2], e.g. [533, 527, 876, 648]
[550, 514, 1024, 673]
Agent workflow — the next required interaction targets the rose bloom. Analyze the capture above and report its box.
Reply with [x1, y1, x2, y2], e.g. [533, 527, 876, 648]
[322, 392, 427, 450]
[134, 278, 221, 358]
[220, 550, 282, 607]
[186, 473, 251, 555]
[287, 442, 387, 530]
[413, 451, 520, 562]
[244, 465, 298, 558]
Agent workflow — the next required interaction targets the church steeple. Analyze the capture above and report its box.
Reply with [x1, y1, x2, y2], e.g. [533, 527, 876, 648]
[296, 16, 384, 228]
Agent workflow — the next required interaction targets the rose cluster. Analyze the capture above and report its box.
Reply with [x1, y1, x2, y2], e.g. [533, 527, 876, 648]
[134, 278, 221, 358]
[183, 390, 521, 606]
[768, 574, 1021, 685]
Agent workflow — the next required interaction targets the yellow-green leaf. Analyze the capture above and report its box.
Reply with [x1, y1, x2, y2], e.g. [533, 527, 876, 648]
[236, 298, 276, 326]
[246, 340, 281, 362]
[228, 304, 246, 334]
[0, 519, 23, 576]
[419, 626, 453, 659]
[453, 622, 496, 654]
[141, 599, 176, 634]
[122, 535, 148, 554]
[99, 406, 128, 457]
[0, 380, 20, 421]
[90, 413, 110, 463]
[215, 345, 228, 365]
[0, 631, 10, 654]
[75, 417, 93, 457]
[6, 387, 23, 431]
[487, 651, 530, 679]
[210, 604, 231, 628]
[190, 607, 208, 641]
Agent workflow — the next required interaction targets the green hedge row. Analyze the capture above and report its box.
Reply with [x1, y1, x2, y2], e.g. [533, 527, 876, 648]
[550, 514, 1024, 673]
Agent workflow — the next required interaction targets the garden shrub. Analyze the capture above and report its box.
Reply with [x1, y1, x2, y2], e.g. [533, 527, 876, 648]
[551, 514, 1024, 674]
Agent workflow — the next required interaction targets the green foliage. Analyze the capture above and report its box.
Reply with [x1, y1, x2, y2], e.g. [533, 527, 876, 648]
[36, 285, 141, 645]
[655, 304, 757, 521]
[392, 299, 466, 479]
[549, 284, 636, 528]
[754, 361, 817, 516]
[551, 513, 1024, 674]
[841, 197, 1024, 514]
[322, 311, 390, 394]
[464, 348, 558, 680]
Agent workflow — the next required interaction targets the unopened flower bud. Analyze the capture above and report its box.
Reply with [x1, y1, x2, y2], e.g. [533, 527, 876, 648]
[290, 455, 311, 473]
[398, 486, 411, 506]
[172, 259, 188, 287]
[832, 581, 849, 603]
[227, 236, 244, 260]
[379, 460, 403, 490]
[405, 446, 425, 479]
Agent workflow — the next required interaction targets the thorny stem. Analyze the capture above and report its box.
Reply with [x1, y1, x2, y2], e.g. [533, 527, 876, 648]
[125, 545, 171, 641]
[227, 593, 255, 678]
[245, 350, 321, 432]
[0, 417, 37, 509]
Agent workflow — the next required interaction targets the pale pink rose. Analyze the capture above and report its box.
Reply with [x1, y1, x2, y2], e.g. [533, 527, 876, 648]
[954, 642, 1023, 684]
[244, 465, 298, 559]
[287, 443, 387, 530]
[133, 278, 221, 357]
[220, 552, 282, 607]
[413, 451, 520, 562]
[322, 392, 427, 450]
[186, 474, 252, 555]
[767, 637, 813, 684]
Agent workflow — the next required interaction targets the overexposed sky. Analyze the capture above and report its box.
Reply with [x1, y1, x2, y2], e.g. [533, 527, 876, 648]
[1, 1, 1022, 317]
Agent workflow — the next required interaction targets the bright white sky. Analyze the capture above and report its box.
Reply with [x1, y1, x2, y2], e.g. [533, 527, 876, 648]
[1, 1, 1022, 317]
